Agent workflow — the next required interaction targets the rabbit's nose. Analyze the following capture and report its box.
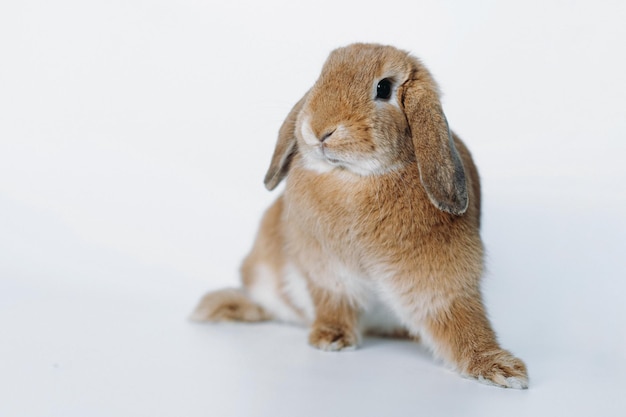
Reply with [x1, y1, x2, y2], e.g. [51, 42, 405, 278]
[320, 129, 335, 143]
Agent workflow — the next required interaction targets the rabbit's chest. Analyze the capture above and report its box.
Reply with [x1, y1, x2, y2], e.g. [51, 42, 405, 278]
[285, 165, 441, 260]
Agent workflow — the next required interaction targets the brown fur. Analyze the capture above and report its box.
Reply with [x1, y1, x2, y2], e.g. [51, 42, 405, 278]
[308, 284, 360, 350]
[189, 288, 271, 322]
[191, 44, 527, 388]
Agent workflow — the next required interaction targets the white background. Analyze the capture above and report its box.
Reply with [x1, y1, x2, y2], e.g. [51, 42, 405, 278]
[1, 1, 625, 416]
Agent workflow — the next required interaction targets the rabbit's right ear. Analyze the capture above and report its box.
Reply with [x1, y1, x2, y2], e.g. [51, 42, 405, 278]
[264, 93, 308, 190]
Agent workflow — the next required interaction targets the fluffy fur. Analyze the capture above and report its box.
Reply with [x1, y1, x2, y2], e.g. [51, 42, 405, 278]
[191, 43, 528, 389]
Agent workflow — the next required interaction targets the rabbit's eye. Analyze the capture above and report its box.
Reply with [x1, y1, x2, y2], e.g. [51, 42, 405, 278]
[376, 78, 393, 100]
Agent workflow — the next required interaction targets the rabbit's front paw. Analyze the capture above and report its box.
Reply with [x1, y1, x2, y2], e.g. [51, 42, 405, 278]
[465, 349, 528, 389]
[308, 324, 359, 352]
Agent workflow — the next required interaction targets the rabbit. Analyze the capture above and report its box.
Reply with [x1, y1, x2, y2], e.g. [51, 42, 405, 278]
[190, 43, 528, 389]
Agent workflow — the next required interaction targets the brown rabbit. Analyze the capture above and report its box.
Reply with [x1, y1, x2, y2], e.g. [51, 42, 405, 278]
[191, 43, 528, 389]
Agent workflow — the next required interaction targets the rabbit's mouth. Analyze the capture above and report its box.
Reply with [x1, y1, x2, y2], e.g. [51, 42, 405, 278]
[320, 146, 342, 164]
[314, 143, 389, 176]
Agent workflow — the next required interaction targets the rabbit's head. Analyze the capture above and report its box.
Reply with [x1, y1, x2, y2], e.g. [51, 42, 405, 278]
[265, 43, 468, 215]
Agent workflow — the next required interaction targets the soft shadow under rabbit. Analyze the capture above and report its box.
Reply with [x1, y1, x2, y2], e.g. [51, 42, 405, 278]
[191, 43, 528, 389]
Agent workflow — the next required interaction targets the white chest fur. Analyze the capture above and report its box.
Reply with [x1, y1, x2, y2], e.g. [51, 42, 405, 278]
[276, 259, 404, 334]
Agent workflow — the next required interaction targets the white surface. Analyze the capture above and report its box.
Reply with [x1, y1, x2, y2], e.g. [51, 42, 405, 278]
[1, 1, 626, 416]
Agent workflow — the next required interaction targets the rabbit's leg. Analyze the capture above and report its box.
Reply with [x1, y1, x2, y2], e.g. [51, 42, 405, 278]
[189, 288, 271, 322]
[307, 285, 360, 351]
[421, 292, 528, 389]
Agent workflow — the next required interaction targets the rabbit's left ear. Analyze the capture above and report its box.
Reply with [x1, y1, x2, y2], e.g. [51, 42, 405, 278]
[264, 93, 308, 190]
[401, 80, 469, 215]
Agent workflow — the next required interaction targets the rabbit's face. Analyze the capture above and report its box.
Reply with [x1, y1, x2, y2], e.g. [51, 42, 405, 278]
[265, 43, 469, 214]
[295, 44, 415, 176]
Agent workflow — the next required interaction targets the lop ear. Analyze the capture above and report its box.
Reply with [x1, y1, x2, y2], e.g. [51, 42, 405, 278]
[402, 80, 469, 215]
[263, 93, 308, 190]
